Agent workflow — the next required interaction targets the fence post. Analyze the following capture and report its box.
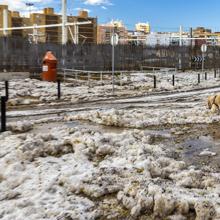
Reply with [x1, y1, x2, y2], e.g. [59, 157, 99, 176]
[205, 72, 207, 80]
[100, 71, 103, 82]
[57, 80, 61, 100]
[214, 69, 217, 78]
[5, 81, 9, 101]
[1, 96, 7, 132]
[172, 75, 175, 86]
[154, 75, 156, 89]
[120, 72, 123, 86]
[198, 74, 200, 84]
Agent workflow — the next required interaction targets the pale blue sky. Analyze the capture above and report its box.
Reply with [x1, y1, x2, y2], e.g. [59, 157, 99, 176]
[2, 0, 220, 32]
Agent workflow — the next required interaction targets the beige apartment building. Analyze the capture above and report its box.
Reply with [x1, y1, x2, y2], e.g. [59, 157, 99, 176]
[97, 20, 128, 44]
[193, 27, 220, 45]
[0, 4, 97, 44]
[135, 22, 150, 34]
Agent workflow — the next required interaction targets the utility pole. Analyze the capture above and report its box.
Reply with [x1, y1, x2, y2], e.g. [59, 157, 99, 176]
[62, 0, 68, 45]
[3, 8, 8, 36]
[62, 0, 68, 72]
[179, 25, 183, 70]
[190, 27, 193, 69]
[112, 24, 117, 95]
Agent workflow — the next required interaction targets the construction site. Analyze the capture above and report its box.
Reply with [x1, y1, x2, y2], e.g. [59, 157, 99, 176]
[1, 1, 220, 220]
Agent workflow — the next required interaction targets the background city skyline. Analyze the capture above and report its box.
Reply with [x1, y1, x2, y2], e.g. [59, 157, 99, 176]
[0, 0, 220, 32]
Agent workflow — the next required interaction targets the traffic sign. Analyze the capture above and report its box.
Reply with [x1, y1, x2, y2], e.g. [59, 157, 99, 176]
[193, 56, 205, 62]
[0, 72, 30, 81]
[111, 33, 119, 46]
[201, 44, 207, 53]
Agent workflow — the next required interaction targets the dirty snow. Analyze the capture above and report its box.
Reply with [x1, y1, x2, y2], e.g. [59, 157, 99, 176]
[0, 70, 219, 108]
[1, 70, 220, 219]
[1, 124, 220, 219]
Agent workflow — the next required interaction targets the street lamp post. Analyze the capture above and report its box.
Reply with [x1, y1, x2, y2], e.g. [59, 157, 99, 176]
[25, 2, 34, 17]
[112, 26, 115, 95]
[111, 24, 118, 95]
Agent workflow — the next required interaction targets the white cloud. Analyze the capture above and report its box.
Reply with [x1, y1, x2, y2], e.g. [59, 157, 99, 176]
[0, 0, 52, 15]
[83, 0, 112, 6]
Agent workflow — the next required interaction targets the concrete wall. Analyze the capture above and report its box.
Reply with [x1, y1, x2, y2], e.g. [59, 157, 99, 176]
[1, 36, 220, 72]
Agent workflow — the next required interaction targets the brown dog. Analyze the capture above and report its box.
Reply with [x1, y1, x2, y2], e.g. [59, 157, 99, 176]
[208, 95, 220, 113]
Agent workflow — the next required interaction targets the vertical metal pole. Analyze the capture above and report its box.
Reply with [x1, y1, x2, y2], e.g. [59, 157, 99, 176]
[172, 75, 175, 86]
[154, 75, 156, 88]
[112, 27, 115, 95]
[214, 69, 217, 78]
[202, 52, 205, 73]
[198, 74, 200, 84]
[205, 72, 207, 80]
[62, 0, 67, 45]
[178, 25, 183, 70]
[5, 81, 9, 101]
[57, 80, 61, 100]
[1, 96, 7, 132]
[190, 27, 193, 69]
[3, 8, 8, 36]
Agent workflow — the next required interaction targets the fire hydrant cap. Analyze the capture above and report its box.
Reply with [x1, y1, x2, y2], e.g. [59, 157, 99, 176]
[43, 51, 57, 61]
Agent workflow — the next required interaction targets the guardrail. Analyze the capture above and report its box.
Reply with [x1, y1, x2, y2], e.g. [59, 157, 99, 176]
[60, 68, 220, 88]
[61, 69, 158, 87]
[140, 66, 177, 73]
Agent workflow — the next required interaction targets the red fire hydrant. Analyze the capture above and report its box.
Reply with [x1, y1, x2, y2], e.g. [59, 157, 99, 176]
[42, 51, 57, 81]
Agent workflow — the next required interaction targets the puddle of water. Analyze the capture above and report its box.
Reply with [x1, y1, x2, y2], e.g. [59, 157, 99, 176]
[32, 119, 220, 171]
[176, 124, 220, 170]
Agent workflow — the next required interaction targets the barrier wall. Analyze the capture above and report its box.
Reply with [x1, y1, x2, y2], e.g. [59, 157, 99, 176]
[1, 36, 220, 71]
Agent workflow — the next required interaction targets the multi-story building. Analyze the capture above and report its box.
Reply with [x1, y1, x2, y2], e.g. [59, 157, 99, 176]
[0, 4, 97, 44]
[135, 22, 150, 34]
[97, 20, 128, 44]
[127, 30, 147, 45]
[11, 11, 25, 37]
[193, 27, 212, 38]
[146, 32, 191, 46]
[30, 8, 61, 43]
[68, 10, 97, 44]
[192, 27, 220, 46]
[126, 22, 151, 45]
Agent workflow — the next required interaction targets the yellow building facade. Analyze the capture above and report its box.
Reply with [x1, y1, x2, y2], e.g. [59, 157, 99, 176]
[0, 4, 97, 44]
[135, 22, 151, 34]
